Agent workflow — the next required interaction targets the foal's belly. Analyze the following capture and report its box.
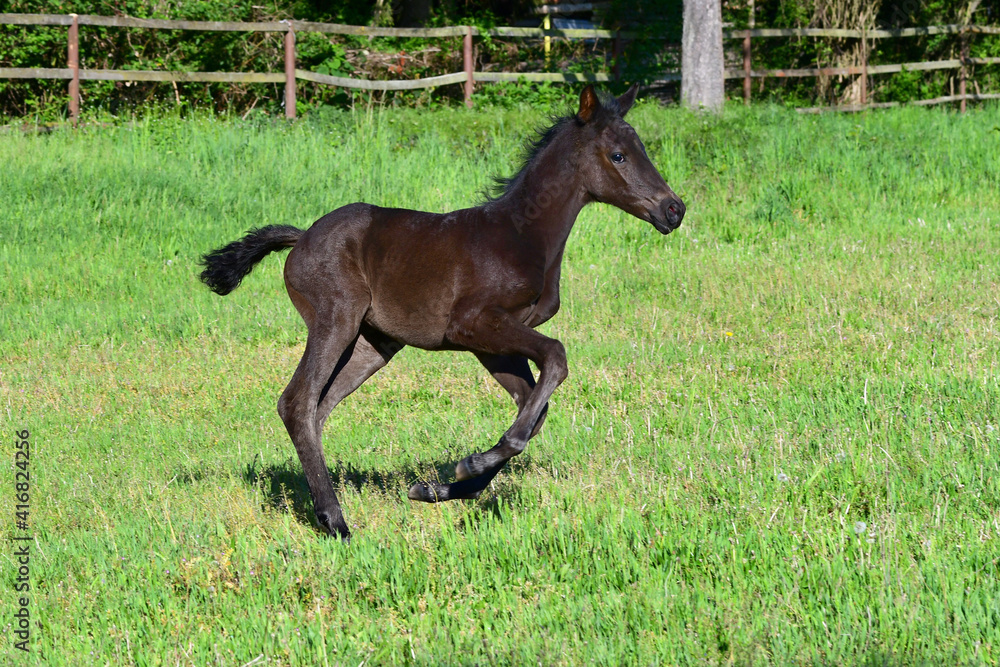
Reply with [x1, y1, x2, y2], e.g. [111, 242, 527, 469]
[364, 299, 452, 350]
[362, 260, 458, 350]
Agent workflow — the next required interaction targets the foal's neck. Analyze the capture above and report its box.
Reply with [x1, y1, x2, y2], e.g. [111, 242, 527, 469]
[494, 130, 590, 263]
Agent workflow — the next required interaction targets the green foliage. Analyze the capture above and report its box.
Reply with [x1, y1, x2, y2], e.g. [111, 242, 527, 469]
[471, 80, 568, 112]
[2, 102, 1000, 664]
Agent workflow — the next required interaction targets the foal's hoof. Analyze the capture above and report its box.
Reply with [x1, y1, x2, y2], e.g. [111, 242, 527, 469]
[408, 479, 482, 502]
[408, 481, 442, 503]
[316, 512, 351, 543]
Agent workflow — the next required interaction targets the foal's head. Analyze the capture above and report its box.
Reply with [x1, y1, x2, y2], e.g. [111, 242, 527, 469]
[574, 85, 685, 234]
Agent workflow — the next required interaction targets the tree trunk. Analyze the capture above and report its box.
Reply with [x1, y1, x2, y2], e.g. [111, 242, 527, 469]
[397, 0, 432, 27]
[682, 0, 725, 112]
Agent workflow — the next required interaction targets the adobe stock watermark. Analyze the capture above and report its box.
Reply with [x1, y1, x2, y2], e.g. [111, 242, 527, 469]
[375, 337, 406, 359]
[11, 429, 32, 653]
[511, 178, 568, 234]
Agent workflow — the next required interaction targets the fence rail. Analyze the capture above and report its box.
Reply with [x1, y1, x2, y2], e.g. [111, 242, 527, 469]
[798, 92, 1000, 114]
[0, 67, 287, 83]
[723, 57, 1000, 80]
[1, 13, 998, 121]
[0, 13, 621, 38]
[724, 24, 1000, 39]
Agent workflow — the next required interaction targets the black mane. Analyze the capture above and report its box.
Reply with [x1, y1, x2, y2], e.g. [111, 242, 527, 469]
[484, 89, 623, 202]
[484, 114, 573, 201]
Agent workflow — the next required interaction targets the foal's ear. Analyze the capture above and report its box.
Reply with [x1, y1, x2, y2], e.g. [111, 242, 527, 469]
[577, 85, 599, 123]
[617, 83, 639, 117]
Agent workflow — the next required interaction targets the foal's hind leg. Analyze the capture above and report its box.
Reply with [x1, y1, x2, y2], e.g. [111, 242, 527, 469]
[454, 353, 548, 482]
[278, 315, 396, 540]
[314, 325, 402, 431]
[408, 310, 567, 503]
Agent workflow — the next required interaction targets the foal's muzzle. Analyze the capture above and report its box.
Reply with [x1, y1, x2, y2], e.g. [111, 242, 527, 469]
[650, 197, 685, 234]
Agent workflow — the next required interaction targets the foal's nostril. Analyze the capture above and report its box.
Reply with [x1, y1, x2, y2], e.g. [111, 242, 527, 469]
[662, 198, 685, 228]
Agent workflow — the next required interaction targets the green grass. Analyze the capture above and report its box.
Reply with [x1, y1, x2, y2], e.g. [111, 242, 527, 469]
[1, 100, 999, 665]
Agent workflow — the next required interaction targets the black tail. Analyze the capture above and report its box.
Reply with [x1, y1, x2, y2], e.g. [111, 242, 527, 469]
[199, 225, 304, 296]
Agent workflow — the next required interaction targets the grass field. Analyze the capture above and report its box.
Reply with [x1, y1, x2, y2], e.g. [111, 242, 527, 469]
[1, 99, 999, 665]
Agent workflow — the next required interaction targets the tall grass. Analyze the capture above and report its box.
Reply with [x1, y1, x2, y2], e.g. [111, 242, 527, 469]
[1, 101, 999, 665]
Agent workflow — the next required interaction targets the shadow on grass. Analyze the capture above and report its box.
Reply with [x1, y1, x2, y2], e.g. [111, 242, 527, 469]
[239, 453, 535, 534]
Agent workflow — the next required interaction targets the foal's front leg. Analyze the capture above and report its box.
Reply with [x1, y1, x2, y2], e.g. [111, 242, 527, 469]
[454, 353, 549, 482]
[408, 311, 567, 503]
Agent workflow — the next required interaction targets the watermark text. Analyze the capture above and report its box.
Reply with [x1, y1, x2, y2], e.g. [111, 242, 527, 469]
[12, 428, 32, 653]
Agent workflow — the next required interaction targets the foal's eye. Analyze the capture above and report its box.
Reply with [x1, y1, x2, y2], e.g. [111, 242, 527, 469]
[611, 152, 626, 164]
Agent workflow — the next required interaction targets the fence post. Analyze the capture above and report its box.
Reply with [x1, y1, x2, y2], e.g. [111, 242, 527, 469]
[744, 0, 754, 105]
[742, 34, 752, 104]
[860, 25, 868, 106]
[543, 13, 551, 62]
[464, 26, 473, 108]
[68, 13, 79, 125]
[959, 28, 968, 113]
[284, 25, 296, 119]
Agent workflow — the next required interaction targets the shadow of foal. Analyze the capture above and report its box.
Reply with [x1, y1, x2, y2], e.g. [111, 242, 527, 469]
[200, 85, 685, 541]
[243, 455, 531, 533]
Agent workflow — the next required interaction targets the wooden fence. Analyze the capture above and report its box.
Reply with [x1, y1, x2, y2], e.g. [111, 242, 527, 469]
[0, 12, 623, 123]
[727, 24, 1000, 113]
[1, 13, 999, 121]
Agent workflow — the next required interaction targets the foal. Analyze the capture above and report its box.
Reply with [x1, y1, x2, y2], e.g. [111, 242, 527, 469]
[200, 85, 685, 540]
